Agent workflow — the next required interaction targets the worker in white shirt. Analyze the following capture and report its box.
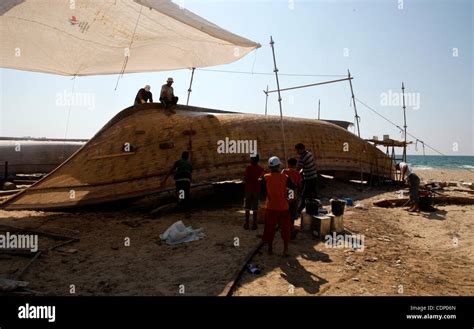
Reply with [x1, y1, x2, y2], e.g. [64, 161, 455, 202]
[396, 161, 420, 212]
[160, 77, 178, 109]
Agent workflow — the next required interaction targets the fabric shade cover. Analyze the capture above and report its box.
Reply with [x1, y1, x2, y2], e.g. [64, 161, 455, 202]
[0, 0, 261, 76]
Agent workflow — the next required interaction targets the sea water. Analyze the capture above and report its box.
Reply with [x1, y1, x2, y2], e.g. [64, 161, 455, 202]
[404, 155, 474, 171]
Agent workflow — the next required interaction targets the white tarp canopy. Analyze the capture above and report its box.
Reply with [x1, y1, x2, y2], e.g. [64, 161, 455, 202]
[0, 0, 261, 76]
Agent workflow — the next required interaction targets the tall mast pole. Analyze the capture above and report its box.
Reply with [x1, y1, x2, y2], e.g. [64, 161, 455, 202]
[348, 70, 361, 138]
[186, 67, 195, 106]
[402, 82, 407, 162]
[264, 85, 269, 115]
[270, 36, 287, 162]
[318, 99, 321, 120]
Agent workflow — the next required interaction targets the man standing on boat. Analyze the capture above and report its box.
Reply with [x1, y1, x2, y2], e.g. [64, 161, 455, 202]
[161, 151, 192, 209]
[396, 162, 420, 212]
[160, 77, 179, 109]
[295, 143, 318, 215]
[134, 85, 153, 105]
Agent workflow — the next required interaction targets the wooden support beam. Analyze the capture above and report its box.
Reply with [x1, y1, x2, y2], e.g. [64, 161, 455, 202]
[265, 77, 353, 94]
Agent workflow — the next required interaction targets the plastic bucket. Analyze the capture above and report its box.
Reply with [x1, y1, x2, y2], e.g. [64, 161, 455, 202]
[330, 199, 346, 216]
[305, 198, 321, 215]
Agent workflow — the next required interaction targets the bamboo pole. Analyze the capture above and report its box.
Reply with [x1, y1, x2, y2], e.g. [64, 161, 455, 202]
[186, 67, 195, 106]
[269, 36, 287, 162]
[318, 99, 321, 120]
[347, 70, 360, 138]
[402, 82, 407, 162]
[266, 77, 353, 94]
[347, 70, 363, 189]
[264, 85, 269, 115]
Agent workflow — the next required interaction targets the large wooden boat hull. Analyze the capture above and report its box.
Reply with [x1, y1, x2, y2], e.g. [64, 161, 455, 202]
[1, 103, 394, 210]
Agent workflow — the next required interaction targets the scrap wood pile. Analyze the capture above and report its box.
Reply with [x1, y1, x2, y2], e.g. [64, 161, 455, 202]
[0, 224, 79, 296]
[374, 180, 474, 209]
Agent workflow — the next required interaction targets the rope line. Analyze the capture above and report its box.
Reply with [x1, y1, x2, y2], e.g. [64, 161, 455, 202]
[196, 68, 346, 77]
[355, 97, 473, 173]
[114, 6, 143, 90]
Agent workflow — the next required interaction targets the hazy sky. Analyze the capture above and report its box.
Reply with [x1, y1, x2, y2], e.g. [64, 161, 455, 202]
[1, 0, 472, 155]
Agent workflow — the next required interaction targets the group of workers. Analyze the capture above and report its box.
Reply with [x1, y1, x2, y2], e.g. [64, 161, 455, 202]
[134, 78, 178, 108]
[243, 143, 317, 256]
[158, 143, 318, 257]
[159, 145, 421, 257]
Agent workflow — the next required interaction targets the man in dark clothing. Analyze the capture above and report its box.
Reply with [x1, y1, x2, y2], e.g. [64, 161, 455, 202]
[161, 151, 192, 208]
[243, 154, 264, 230]
[295, 143, 318, 215]
[396, 162, 420, 212]
[134, 85, 153, 105]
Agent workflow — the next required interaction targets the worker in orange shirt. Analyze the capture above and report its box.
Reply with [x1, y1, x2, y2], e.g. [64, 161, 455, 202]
[262, 156, 297, 256]
[281, 158, 302, 240]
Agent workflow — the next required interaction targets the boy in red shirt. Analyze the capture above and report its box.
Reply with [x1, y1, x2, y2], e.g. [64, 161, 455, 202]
[243, 154, 264, 230]
[263, 156, 297, 256]
[281, 158, 301, 240]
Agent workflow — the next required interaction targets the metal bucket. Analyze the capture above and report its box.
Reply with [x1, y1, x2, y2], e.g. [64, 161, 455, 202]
[301, 211, 313, 230]
[330, 215, 344, 233]
[312, 215, 332, 238]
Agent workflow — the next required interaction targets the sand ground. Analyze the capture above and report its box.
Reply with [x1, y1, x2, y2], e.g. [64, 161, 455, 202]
[0, 169, 473, 296]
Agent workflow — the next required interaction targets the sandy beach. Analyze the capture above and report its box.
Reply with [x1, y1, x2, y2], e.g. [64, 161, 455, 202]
[415, 169, 474, 184]
[0, 169, 473, 296]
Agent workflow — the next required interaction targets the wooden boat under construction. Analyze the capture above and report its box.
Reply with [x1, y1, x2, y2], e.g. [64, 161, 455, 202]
[1, 103, 394, 210]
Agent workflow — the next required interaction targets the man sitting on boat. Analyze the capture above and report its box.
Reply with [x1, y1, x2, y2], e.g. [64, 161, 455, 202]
[160, 77, 179, 108]
[396, 162, 420, 212]
[295, 143, 318, 215]
[134, 85, 153, 105]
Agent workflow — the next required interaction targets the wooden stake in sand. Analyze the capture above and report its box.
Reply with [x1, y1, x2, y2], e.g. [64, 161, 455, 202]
[13, 251, 42, 281]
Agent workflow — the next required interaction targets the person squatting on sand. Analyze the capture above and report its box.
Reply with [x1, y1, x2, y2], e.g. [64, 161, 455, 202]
[396, 161, 421, 212]
[161, 151, 192, 209]
[243, 154, 265, 230]
[295, 143, 318, 215]
[262, 156, 297, 256]
[160, 77, 179, 109]
[134, 85, 153, 105]
[281, 158, 302, 240]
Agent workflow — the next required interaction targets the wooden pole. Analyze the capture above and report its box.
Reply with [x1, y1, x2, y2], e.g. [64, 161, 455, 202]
[186, 67, 195, 106]
[402, 82, 407, 162]
[264, 85, 269, 115]
[266, 77, 353, 94]
[347, 70, 361, 138]
[347, 70, 363, 189]
[318, 99, 321, 120]
[269, 36, 288, 162]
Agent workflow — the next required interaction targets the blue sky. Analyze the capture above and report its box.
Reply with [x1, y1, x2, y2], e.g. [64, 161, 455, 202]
[1, 0, 472, 155]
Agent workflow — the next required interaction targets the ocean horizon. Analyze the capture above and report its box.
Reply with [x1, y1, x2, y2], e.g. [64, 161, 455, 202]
[401, 155, 474, 171]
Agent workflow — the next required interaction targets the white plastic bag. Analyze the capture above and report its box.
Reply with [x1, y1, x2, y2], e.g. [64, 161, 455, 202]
[160, 220, 205, 245]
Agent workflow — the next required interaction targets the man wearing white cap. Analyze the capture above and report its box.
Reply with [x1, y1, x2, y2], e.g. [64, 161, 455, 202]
[134, 85, 153, 105]
[160, 77, 179, 108]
